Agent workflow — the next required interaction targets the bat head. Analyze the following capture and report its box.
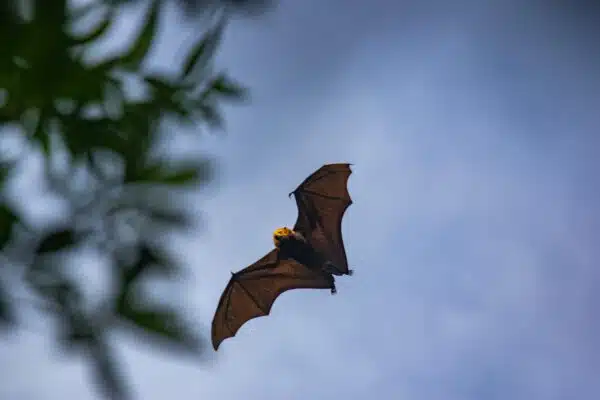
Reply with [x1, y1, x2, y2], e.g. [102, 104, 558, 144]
[273, 227, 294, 247]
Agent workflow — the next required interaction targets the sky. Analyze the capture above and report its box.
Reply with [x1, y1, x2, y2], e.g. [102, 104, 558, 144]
[1, 0, 600, 399]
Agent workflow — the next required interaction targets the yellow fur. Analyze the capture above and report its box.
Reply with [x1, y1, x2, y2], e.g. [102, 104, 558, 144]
[273, 227, 294, 247]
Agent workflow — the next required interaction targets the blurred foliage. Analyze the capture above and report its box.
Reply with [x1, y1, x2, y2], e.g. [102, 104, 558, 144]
[107, 0, 275, 18]
[0, 0, 265, 398]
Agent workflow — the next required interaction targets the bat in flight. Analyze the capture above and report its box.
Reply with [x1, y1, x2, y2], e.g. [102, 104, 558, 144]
[211, 163, 353, 350]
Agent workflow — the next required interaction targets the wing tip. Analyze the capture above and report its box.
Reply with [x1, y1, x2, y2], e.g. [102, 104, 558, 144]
[211, 323, 233, 351]
[212, 319, 236, 351]
[212, 337, 226, 351]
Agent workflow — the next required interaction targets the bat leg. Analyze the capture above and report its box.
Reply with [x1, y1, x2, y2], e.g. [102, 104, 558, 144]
[330, 276, 337, 294]
[323, 261, 344, 276]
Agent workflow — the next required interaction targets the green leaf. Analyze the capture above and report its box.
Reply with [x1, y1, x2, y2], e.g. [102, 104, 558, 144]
[118, 303, 199, 351]
[106, 76, 125, 100]
[123, 307, 176, 335]
[144, 207, 193, 229]
[135, 244, 180, 277]
[32, 107, 51, 155]
[59, 320, 130, 400]
[144, 74, 194, 93]
[160, 168, 200, 184]
[59, 309, 94, 348]
[59, 114, 125, 160]
[27, 269, 82, 309]
[126, 163, 161, 183]
[89, 339, 130, 400]
[0, 278, 15, 330]
[87, 53, 122, 72]
[129, 158, 212, 187]
[119, 0, 160, 70]
[207, 73, 248, 100]
[0, 161, 15, 192]
[0, 203, 18, 249]
[119, 244, 157, 286]
[36, 229, 77, 254]
[52, 57, 107, 102]
[143, 74, 195, 119]
[33, 0, 69, 34]
[70, 9, 114, 46]
[49, 280, 82, 308]
[197, 102, 224, 129]
[181, 19, 225, 79]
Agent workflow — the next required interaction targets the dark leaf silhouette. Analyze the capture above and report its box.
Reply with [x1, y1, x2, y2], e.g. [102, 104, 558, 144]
[0, 162, 15, 190]
[106, 0, 275, 19]
[0, 278, 14, 330]
[158, 167, 204, 185]
[36, 230, 78, 254]
[133, 160, 211, 186]
[208, 73, 248, 99]
[121, 243, 181, 283]
[118, 302, 201, 352]
[120, 0, 160, 70]
[134, 244, 181, 277]
[0, 0, 269, 397]
[181, 19, 225, 79]
[0, 204, 18, 249]
[196, 101, 224, 128]
[70, 9, 115, 46]
[89, 336, 130, 400]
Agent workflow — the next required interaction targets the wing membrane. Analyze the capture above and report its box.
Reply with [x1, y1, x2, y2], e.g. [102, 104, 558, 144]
[211, 249, 334, 350]
[292, 163, 352, 274]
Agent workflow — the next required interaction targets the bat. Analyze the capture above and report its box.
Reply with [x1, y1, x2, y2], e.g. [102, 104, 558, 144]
[211, 163, 353, 350]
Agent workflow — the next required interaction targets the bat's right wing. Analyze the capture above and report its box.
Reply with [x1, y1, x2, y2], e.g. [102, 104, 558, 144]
[211, 249, 334, 350]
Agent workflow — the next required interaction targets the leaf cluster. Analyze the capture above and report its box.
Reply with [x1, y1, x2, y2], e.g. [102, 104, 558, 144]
[0, 0, 249, 398]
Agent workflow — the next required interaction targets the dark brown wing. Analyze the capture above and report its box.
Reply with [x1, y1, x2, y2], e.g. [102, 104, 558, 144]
[211, 249, 334, 350]
[291, 163, 353, 274]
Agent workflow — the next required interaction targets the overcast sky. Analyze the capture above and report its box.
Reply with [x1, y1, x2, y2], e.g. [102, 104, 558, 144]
[1, 0, 600, 399]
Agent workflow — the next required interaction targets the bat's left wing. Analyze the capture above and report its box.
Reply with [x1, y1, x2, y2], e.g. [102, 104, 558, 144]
[211, 249, 334, 350]
[291, 163, 353, 275]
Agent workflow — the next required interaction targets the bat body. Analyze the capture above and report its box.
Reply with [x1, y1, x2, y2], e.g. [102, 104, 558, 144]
[211, 163, 353, 350]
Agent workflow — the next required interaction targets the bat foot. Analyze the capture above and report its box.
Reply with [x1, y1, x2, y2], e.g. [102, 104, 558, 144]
[330, 286, 337, 295]
[347, 269, 354, 276]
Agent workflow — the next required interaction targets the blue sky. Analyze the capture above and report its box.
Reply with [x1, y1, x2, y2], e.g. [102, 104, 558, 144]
[1, 0, 600, 399]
